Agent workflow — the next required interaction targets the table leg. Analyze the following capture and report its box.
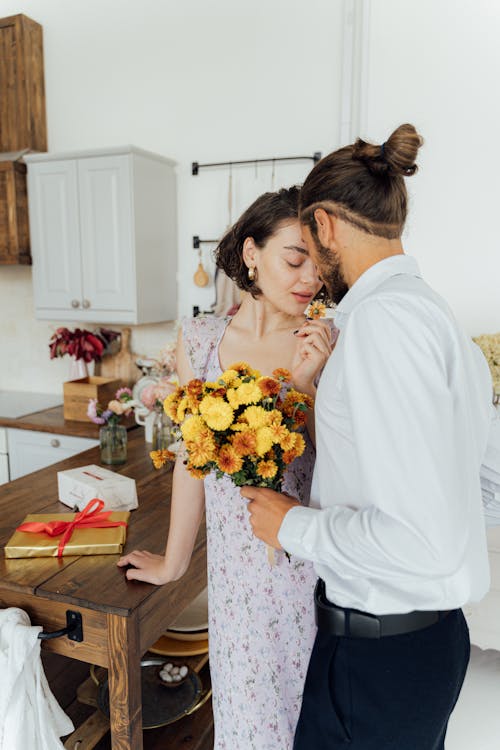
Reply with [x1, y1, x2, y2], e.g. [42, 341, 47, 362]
[107, 613, 142, 750]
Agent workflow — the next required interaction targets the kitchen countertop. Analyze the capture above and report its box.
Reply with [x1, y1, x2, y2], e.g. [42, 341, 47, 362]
[0, 406, 137, 438]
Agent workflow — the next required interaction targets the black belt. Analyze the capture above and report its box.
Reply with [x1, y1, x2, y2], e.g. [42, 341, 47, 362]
[315, 580, 452, 639]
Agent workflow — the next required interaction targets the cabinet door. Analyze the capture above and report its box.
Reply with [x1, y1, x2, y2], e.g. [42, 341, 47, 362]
[7, 428, 98, 481]
[78, 155, 136, 314]
[28, 160, 83, 312]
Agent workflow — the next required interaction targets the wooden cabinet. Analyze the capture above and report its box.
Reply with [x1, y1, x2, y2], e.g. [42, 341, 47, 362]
[6, 428, 98, 481]
[25, 146, 178, 324]
[0, 14, 47, 153]
[0, 158, 30, 264]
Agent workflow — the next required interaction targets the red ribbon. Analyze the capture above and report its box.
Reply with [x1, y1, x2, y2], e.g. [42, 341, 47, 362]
[16, 498, 128, 557]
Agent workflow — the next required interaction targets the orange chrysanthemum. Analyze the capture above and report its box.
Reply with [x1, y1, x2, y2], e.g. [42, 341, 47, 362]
[257, 376, 281, 397]
[282, 449, 299, 464]
[272, 368, 292, 382]
[185, 434, 216, 467]
[186, 379, 204, 397]
[150, 449, 176, 469]
[231, 430, 257, 457]
[187, 464, 210, 479]
[256, 460, 278, 479]
[306, 300, 327, 319]
[217, 444, 243, 474]
[279, 431, 296, 451]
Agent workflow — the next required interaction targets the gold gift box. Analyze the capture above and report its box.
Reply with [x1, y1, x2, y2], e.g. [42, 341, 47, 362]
[4, 511, 130, 559]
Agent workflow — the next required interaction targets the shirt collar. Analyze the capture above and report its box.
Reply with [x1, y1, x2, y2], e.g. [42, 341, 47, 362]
[333, 254, 422, 329]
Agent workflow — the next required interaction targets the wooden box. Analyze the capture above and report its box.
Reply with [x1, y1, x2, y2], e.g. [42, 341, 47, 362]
[0, 14, 47, 153]
[63, 377, 121, 422]
[0, 158, 30, 264]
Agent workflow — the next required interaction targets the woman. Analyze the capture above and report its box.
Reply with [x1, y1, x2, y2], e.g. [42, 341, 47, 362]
[118, 186, 333, 749]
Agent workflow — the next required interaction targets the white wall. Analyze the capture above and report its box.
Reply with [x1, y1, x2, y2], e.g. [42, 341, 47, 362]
[0, 0, 498, 396]
[0, 0, 344, 394]
[349, 0, 500, 335]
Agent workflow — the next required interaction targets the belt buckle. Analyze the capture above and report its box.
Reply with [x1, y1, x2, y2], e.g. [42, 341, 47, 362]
[349, 610, 381, 638]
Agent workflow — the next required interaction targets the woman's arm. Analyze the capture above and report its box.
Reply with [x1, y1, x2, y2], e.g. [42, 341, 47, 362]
[117, 326, 206, 584]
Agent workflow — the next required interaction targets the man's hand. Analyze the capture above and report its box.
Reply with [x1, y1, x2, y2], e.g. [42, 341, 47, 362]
[241, 486, 300, 549]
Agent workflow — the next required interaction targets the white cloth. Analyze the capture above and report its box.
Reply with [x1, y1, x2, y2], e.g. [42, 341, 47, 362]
[279, 255, 493, 614]
[0, 607, 74, 750]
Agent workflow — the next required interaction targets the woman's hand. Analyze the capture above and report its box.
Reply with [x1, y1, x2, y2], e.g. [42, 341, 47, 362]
[291, 320, 335, 395]
[117, 549, 184, 585]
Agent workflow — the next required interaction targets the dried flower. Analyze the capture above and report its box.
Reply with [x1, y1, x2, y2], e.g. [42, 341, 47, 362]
[49, 327, 120, 363]
[87, 387, 139, 426]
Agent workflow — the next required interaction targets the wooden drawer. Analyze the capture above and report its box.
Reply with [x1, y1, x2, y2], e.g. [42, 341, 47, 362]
[7, 428, 99, 480]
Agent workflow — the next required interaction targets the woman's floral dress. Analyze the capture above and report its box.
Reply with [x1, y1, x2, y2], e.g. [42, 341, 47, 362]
[182, 315, 318, 750]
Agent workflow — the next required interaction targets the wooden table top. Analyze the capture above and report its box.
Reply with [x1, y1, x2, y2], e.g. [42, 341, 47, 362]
[0, 430, 207, 620]
[0, 405, 136, 437]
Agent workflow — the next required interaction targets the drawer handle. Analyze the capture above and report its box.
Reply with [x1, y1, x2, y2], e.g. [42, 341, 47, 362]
[38, 610, 83, 642]
[82, 299, 91, 309]
[71, 299, 80, 308]
[50, 438, 60, 448]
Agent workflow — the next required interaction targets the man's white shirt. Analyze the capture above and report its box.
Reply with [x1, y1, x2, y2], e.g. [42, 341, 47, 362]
[279, 255, 493, 614]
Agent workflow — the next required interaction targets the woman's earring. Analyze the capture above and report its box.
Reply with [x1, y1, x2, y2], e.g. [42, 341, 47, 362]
[248, 267, 257, 282]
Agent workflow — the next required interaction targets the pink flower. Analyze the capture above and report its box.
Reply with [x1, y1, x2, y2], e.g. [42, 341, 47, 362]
[87, 398, 107, 425]
[115, 387, 133, 400]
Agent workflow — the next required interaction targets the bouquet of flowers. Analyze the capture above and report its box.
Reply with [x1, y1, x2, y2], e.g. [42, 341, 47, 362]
[154, 363, 313, 492]
[49, 327, 120, 363]
[87, 387, 138, 425]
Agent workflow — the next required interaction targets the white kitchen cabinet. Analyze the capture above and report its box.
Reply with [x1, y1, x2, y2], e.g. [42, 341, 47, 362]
[7, 428, 98, 481]
[25, 146, 177, 324]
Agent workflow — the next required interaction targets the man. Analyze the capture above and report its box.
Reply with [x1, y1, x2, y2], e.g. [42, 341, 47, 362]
[241, 124, 494, 749]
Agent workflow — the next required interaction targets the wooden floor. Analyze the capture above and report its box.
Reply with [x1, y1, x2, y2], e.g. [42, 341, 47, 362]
[43, 651, 214, 750]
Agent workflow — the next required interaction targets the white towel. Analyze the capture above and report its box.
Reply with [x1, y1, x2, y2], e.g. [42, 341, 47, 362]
[0, 607, 74, 750]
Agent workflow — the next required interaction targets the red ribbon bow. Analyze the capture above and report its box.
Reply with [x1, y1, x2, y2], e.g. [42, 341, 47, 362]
[16, 498, 128, 557]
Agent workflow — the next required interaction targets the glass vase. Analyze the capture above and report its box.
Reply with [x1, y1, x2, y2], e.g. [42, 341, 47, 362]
[151, 408, 174, 451]
[99, 423, 127, 465]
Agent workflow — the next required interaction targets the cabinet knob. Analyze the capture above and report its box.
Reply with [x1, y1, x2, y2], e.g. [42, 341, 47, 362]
[82, 299, 91, 309]
[50, 438, 60, 448]
[71, 299, 80, 308]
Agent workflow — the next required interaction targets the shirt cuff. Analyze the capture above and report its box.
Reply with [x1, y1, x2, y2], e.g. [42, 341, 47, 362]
[278, 504, 319, 561]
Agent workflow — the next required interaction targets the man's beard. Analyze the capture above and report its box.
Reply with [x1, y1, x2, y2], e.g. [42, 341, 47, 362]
[314, 241, 349, 305]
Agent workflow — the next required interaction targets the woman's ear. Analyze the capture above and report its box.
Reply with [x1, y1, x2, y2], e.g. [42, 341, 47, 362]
[242, 237, 257, 269]
[314, 208, 336, 248]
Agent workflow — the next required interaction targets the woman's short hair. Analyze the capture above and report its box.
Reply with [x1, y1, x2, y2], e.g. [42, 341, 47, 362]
[299, 123, 424, 240]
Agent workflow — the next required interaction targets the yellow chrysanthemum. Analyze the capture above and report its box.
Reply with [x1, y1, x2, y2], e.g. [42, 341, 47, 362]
[268, 409, 283, 426]
[219, 369, 240, 385]
[269, 423, 290, 444]
[217, 444, 243, 474]
[176, 395, 190, 422]
[226, 388, 240, 410]
[256, 426, 274, 456]
[279, 430, 296, 451]
[234, 381, 262, 406]
[256, 460, 278, 480]
[231, 429, 257, 457]
[293, 432, 306, 457]
[164, 390, 183, 422]
[181, 415, 207, 442]
[241, 405, 272, 430]
[199, 396, 234, 431]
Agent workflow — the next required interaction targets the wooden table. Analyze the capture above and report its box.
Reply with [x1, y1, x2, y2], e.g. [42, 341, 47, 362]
[0, 430, 207, 750]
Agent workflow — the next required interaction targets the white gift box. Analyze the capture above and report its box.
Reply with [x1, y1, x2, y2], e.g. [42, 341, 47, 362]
[57, 464, 138, 512]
